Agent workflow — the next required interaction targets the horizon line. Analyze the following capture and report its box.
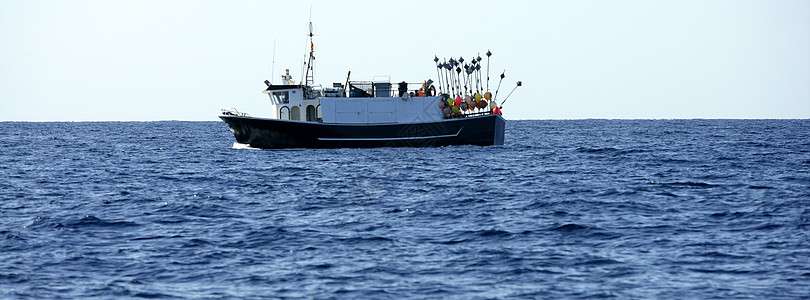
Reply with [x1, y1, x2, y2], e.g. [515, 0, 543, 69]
[2, 117, 809, 122]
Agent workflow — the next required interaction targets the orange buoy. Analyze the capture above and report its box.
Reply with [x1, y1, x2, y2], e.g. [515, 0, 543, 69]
[484, 91, 492, 100]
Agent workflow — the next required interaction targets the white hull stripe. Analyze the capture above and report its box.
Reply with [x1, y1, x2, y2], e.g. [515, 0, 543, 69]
[318, 128, 462, 142]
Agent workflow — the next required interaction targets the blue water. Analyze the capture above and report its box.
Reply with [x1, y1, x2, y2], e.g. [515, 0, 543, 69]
[1, 120, 809, 299]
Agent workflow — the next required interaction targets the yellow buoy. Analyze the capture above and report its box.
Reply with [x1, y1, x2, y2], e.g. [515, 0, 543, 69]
[451, 105, 460, 113]
[474, 93, 482, 102]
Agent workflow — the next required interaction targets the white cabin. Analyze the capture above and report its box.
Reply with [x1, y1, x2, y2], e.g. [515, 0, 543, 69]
[264, 86, 322, 121]
[264, 76, 443, 124]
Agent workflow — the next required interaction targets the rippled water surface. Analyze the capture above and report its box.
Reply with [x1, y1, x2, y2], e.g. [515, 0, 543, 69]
[1, 120, 809, 299]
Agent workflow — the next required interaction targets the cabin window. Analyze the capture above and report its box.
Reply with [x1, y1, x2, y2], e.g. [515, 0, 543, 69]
[290, 106, 301, 121]
[316, 104, 322, 120]
[279, 106, 290, 119]
[272, 91, 290, 104]
[306, 105, 316, 122]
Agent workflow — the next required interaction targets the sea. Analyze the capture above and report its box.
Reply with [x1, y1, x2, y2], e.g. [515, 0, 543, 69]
[1, 119, 808, 299]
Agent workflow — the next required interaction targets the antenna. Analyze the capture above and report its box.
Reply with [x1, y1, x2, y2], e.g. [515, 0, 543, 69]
[271, 38, 276, 84]
[300, 6, 314, 86]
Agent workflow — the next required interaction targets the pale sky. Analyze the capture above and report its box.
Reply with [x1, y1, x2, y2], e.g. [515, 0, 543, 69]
[1, 0, 808, 121]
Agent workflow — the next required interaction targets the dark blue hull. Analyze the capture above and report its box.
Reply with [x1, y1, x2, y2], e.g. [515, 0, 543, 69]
[219, 114, 505, 148]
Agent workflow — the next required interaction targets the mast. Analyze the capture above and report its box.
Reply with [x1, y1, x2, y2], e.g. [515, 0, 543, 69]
[303, 21, 315, 87]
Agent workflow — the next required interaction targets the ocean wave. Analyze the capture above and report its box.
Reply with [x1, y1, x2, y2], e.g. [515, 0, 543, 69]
[2, 120, 809, 299]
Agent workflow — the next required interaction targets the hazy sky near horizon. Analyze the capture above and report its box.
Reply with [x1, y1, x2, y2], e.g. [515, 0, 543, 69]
[1, 0, 808, 121]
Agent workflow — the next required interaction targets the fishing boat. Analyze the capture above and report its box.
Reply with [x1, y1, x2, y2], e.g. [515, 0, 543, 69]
[220, 22, 521, 149]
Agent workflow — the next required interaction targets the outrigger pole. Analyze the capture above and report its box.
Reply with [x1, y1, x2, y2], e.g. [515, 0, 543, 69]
[500, 81, 523, 107]
[494, 71, 505, 101]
